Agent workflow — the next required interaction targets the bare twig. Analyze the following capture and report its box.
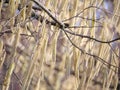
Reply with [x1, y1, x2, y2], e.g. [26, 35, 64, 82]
[62, 5, 120, 22]
[63, 29, 120, 44]
[31, 0, 120, 44]
[31, 0, 120, 71]
[67, 25, 103, 28]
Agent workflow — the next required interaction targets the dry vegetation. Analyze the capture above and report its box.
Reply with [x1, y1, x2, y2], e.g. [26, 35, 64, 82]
[0, 0, 120, 90]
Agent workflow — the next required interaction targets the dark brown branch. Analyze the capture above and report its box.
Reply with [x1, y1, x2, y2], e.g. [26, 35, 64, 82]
[62, 5, 120, 22]
[31, 0, 120, 71]
[31, 0, 65, 28]
[31, 12, 69, 28]
[62, 28, 119, 72]
[63, 29, 120, 44]
[67, 25, 103, 28]
[31, 0, 120, 44]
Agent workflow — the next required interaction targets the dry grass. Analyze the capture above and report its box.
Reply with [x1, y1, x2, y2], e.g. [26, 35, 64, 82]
[0, 0, 120, 90]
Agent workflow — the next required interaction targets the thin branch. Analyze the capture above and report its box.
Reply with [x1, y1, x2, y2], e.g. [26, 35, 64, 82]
[67, 25, 103, 28]
[0, 30, 33, 37]
[3, 2, 30, 28]
[62, 5, 120, 22]
[31, 0, 120, 44]
[31, 12, 69, 28]
[13, 72, 23, 86]
[62, 28, 119, 72]
[31, 0, 120, 71]
[31, 0, 65, 28]
[63, 29, 120, 43]
[108, 43, 120, 58]
[62, 15, 104, 24]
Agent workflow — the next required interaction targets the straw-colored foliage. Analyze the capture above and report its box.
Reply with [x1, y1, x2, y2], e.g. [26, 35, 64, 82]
[0, 0, 120, 90]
